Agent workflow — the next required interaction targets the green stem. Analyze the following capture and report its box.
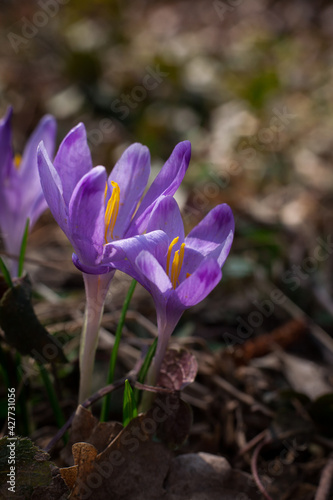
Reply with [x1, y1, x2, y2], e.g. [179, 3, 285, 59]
[79, 272, 114, 403]
[38, 362, 67, 443]
[18, 218, 30, 278]
[100, 279, 137, 422]
[134, 338, 157, 406]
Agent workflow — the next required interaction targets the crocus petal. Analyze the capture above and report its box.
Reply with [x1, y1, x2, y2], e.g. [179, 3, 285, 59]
[135, 250, 173, 296]
[108, 143, 150, 238]
[211, 230, 234, 268]
[0, 106, 13, 183]
[102, 230, 169, 282]
[185, 204, 235, 266]
[68, 166, 107, 265]
[20, 115, 57, 180]
[146, 196, 185, 243]
[0, 209, 24, 257]
[0, 109, 19, 227]
[178, 246, 205, 282]
[54, 123, 93, 207]
[72, 253, 114, 275]
[19, 115, 57, 221]
[130, 141, 191, 234]
[174, 258, 222, 307]
[37, 143, 67, 231]
[135, 250, 174, 352]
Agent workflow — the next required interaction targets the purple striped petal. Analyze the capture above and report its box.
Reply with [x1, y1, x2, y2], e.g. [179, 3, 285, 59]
[185, 204, 234, 266]
[37, 143, 67, 232]
[109, 143, 150, 238]
[68, 166, 107, 265]
[102, 230, 169, 282]
[175, 257, 222, 307]
[130, 141, 191, 234]
[20, 115, 57, 219]
[0, 107, 13, 183]
[54, 123, 93, 207]
[72, 253, 114, 275]
[146, 196, 185, 243]
[135, 249, 173, 296]
[20, 115, 57, 180]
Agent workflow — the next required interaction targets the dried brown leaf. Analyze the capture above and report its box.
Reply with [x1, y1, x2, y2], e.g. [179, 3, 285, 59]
[68, 413, 172, 500]
[59, 465, 78, 491]
[158, 348, 198, 390]
[61, 405, 123, 465]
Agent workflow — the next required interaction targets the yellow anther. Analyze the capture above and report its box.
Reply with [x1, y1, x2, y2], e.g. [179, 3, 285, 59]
[166, 237, 179, 276]
[171, 250, 179, 288]
[168, 240, 186, 289]
[186, 273, 191, 279]
[178, 243, 185, 274]
[14, 154, 21, 170]
[104, 181, 120, 243]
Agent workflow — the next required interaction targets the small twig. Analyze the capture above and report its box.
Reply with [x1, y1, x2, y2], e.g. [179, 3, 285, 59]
[315, 454, 333, 500]
[251, 438, 274, 500]
[212, 375, 275, 418]
[235, 405, 247, 451]
[124, 310, 158, 337]
[133, 381, 173, 394]
[44, 370, 136, 453]
[237, 430, 269, 458]
[313, 284, 333, 317]
[0, 250, 77, 273]
[238, 427, 310, 459]
[314, 435, 333, 451]
[260, 280, 333, 360]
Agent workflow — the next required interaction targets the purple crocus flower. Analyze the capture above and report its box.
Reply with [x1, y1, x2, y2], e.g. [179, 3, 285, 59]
[0, 107, 56, 276]
[37, 124, 191, 401]
[106, 196, 234, 382]
[37, 123, 191, 276]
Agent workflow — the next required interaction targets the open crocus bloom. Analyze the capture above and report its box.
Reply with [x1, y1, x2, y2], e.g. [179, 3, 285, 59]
[37, 123, 191, 275]
[0, 107, 56, 276]
[37, 123, 191, 402]
[106, 196, 235, 380]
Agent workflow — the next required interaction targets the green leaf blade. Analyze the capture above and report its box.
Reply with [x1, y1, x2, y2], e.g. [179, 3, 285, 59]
[123, 379, 138, 427]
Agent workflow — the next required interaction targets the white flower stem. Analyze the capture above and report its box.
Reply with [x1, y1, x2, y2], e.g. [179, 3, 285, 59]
[151, 312, 176, 383]
[140, 313, 175, 411]
[78, 271, 114, 403]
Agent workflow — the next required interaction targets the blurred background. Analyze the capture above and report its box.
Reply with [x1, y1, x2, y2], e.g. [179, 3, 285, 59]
[1, 0, 333, 343]
[1, 1, 333, 495]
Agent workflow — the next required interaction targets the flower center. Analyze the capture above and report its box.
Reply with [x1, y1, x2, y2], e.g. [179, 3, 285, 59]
[104, 181, 120, 243]
[166, 237, 186, 289]
[14, 154, 21, 170]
